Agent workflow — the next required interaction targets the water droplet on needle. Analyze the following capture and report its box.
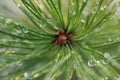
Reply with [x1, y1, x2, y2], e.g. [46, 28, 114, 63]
[104, 52, 110, 58]
[88, 60, 96, 67]
[17, 3, 21, 7]
[81, 19, 86, 23]
[108, 38, 112, 41]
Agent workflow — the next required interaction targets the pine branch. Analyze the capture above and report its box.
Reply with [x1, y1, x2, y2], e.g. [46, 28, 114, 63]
[0, 0, 120, 80]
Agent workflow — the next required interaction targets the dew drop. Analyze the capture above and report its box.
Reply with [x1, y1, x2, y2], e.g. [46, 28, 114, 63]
[71, 51, 74, 54]
[104, 52, 110, 58]
[16, 30, 22, 34]
[34, 0, 37, 4]
[108, 38, 112, 41]
[102, 60, 109, 64]
[5, 50, 15, 54]
[73, 11, 76, 15]
[5, 19, 12, 24]
[24, 72, 30, 78]
[45, 14, 52, 19]
[83, 0, 86, 2]
[34, 73, 40, 78]
[17, 62, 23, 66]
[23, 29, 29, 33]
[15, 23, 19, 26]
[92, 10, 96, 14]
[100, 5, 107, 11]
[17, 3, 21, 7]
[96, 0, 99, 4]
[96, 60, 100, 64]
[88, 60, 96, 67]
[100, 7, 104, 11]
[103, 77, 109, 80]
[17, 61, 21, 65]
[24, 72, 28, 77]
[71, 2, 74, 6]
[103, 5, 107, 9]
[116, 37, 120, 41]
[92, 7, 98, 14]
[73, 62, 79, 69]
[81, 19, 86, 23]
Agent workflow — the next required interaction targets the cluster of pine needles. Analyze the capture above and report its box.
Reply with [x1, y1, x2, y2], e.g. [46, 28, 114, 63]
[0, 0, 120, 80]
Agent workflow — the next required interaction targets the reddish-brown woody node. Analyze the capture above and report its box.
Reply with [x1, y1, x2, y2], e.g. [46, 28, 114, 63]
[55, 30, 74, 46]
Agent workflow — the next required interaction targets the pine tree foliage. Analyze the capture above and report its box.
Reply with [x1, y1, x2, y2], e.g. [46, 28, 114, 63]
[0, 0, 120, 80]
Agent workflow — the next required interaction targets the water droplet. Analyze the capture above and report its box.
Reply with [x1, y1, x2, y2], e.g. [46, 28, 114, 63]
[100, 7, 104, 11]
[24, 72, 30, 78]
[103, 77, 109, 80]
[34, 73, 40, 78]
[73, 11, 76, 15]
[15, 23, 19, 26]
[103, 5, 107, 9]
[96, 0, 99, 4]
[23, 29, 29, 33]
[88, 60, 96, 67]
[34, 0, 37, 4]
[81, 19, 86, 23]
[45, 14, 52, 19]
[102, 60, 109, 64]
[17, 4, 21, 7]
[73, 62, 79, 69]
[83, 0, 86, 2]
[17, 61, 21, 64]
[16, 30, 22, 34]
[5, 19, 12, 24]
[71, 2, 74, 6]
[92, 10, 96, 14]
[71, 51, 74, 54]
[108, 38, 112, 41]
[103, 53, 110, 64]
[5, 50, 15, 54]
[17, 62, 23, 66]
[104, 52, 110, 58]
[116, 37, 120, 41]
[96, 60, 100, 64]
[100, 5, 107, 11]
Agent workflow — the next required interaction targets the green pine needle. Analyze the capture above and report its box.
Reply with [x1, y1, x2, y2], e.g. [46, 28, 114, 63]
[0, 0, 120, 80]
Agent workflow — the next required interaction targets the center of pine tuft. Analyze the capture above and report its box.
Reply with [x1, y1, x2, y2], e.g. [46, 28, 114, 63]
[55, 30, 74, 46]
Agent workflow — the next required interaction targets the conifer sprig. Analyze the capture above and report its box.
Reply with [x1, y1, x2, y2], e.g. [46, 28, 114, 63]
[0, 0, 120, 80]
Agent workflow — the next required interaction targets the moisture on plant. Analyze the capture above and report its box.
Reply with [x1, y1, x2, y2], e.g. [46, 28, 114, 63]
[54, 29, 74, 46]
[0, 0, 120, 80]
